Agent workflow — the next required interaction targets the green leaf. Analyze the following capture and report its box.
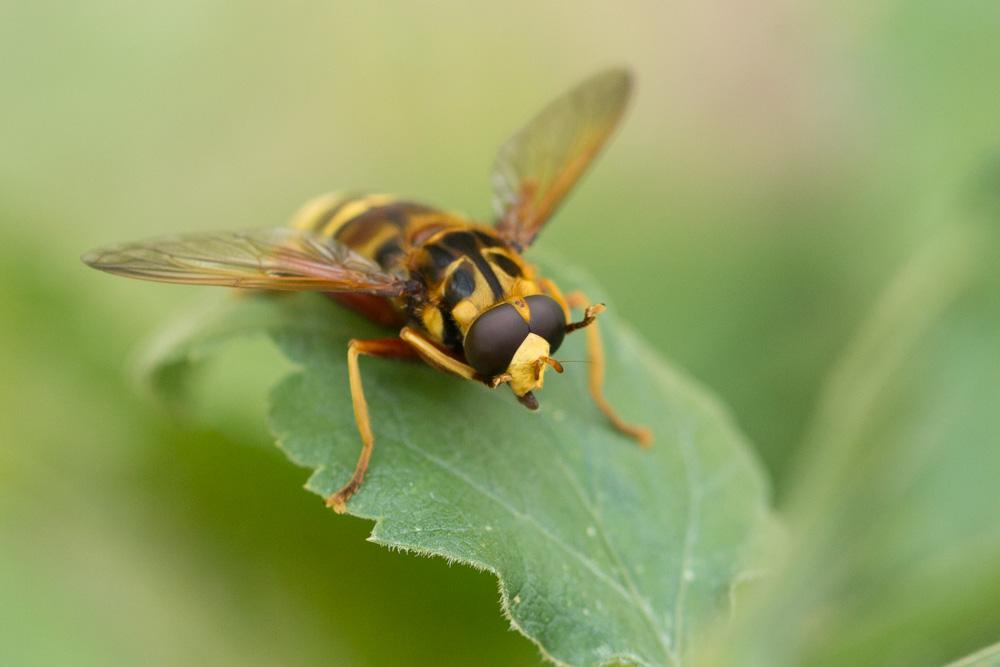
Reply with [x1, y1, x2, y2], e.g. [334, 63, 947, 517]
[134, 295, 298, 447]
[944, 641, 1000, 667]
[700, 221, 1000, 667]
[144, 261, 775, 667]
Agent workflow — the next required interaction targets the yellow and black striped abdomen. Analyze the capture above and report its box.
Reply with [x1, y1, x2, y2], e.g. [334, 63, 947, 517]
[289, 192, 543, 350]
[290, 192, 458, 274]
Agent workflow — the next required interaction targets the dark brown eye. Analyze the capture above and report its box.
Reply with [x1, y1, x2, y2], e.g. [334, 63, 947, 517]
[526, 295, 566, 352]
[463, 303, 530, 377]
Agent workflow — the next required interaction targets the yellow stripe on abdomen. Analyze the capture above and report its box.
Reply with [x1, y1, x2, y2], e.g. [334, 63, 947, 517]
[288, 192, 403, 238]
[320, 194, 399, 237]
[288, 192, 350, 232]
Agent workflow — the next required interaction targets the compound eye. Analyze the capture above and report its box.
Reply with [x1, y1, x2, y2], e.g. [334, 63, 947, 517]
[525, 295, 567, 353]
[463, 303, 530, 377]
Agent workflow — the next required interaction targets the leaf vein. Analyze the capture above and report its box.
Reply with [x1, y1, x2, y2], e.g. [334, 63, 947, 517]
[395, 437, 642, 609]
[672, 425, 702, 658]
[549, 453, 679, 666]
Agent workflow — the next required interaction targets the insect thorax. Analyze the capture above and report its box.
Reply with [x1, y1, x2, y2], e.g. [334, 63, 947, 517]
[289, 192, 542, 350]
[412, 228, 542, 350]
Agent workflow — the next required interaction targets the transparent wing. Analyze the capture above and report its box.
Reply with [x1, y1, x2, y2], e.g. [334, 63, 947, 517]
[82, 227, 416, 296]
[491, 68, 633, 249]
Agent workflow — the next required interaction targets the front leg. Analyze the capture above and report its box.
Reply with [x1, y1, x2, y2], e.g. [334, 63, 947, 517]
[565, 290, 653, 447]
[399, 326, 480, 381]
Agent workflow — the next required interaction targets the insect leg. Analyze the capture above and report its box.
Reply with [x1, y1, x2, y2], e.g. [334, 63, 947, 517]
[327, 337, 417, 514]
[566, 290, 653, 447]
[399, 326, 481, 381]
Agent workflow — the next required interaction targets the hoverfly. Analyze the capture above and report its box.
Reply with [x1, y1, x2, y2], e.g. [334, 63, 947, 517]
[83, 68, 652, 513]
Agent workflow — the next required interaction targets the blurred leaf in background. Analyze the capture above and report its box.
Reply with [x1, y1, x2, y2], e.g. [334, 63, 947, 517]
[3, 0, 1000, 665]
[700, 207, 1000, 666]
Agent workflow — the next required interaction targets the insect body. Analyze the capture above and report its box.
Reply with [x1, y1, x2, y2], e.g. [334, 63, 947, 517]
[83, 68, 652, 512]
[289, 193, 567, 401]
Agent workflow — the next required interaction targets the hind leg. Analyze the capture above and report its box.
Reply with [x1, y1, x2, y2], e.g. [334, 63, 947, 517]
[565, 289, 653, 447]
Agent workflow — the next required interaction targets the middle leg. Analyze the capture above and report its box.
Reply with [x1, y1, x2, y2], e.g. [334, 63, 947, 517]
[328, 328, 498, 513]
[326, 337, 417, 513]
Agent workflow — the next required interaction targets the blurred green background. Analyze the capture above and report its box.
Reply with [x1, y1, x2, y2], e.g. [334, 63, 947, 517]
[2, 1, 998, 665]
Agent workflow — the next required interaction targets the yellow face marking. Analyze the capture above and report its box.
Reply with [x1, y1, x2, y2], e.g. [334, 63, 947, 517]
[507, 333, 551, 396]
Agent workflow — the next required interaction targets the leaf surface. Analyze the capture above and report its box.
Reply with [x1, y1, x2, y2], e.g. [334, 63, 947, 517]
[147, 263, 774, 667]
